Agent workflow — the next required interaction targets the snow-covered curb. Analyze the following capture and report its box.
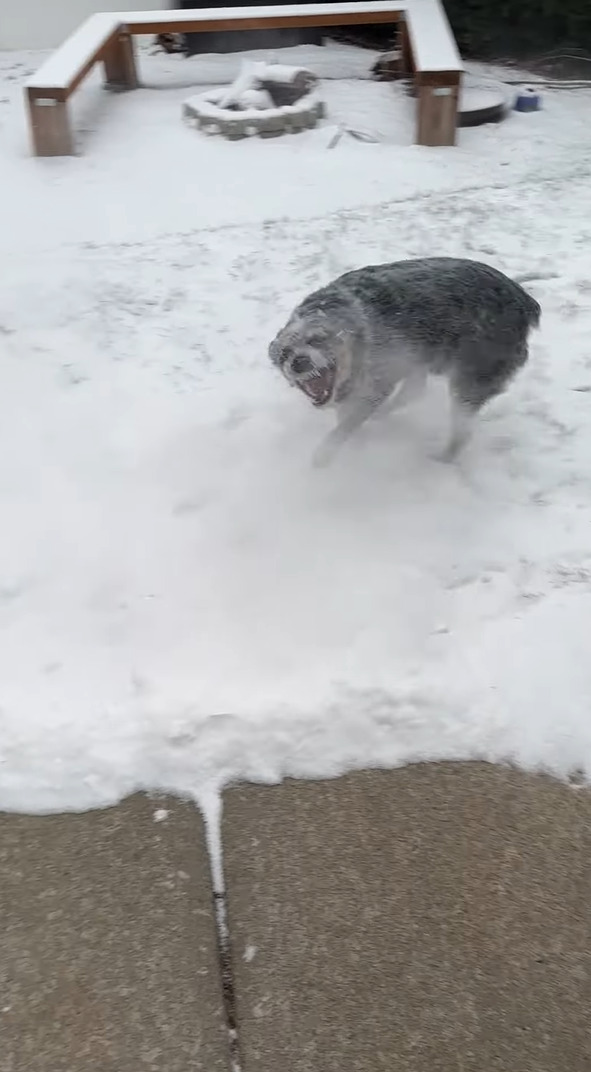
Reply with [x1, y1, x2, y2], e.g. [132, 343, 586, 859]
[183, 89, 325, 138]
[183, 59, 325, 139]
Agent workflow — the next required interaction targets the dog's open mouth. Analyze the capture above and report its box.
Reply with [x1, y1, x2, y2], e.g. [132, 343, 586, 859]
[298, 367, 335, 407]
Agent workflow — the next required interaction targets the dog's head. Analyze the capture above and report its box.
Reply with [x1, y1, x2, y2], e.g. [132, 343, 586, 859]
[268, 312, 353, 408]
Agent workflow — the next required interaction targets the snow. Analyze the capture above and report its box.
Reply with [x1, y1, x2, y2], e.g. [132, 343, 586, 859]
[406, 0, 461, 73]
[2, 44, 591, 814]
[217, 58, 267, 109]
[260, 63, 314, 83]
[186, 59, 321, 125]
[460, 86, 507, 114]
[187, 87, 322, 122]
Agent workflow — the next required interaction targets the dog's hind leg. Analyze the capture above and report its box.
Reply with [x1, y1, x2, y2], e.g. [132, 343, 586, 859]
[442, 344, 524, 461]
[441, 394, 478, 461]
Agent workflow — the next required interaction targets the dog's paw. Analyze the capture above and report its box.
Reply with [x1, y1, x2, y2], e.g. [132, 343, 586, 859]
[433, 442, 462, 465]
[435, 447, 457, 464]
[312, 439, 338, 469]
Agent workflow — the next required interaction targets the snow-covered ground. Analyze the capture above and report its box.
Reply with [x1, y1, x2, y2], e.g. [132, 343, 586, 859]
[1, 43, 591, 813]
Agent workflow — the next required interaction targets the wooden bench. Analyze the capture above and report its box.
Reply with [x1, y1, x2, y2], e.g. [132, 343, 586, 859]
[25, 1, 462, 156]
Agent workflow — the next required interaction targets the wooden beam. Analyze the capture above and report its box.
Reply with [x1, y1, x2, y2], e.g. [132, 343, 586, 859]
[399, 16, 414, 76]
[124, 10, 402, 35]
[103, 31, 138, 89]
[27, 26, 122, 101]
[416, 79, 460, 147]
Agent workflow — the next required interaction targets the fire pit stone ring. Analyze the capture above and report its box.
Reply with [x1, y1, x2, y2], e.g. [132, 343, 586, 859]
[182, 62, 325, 140]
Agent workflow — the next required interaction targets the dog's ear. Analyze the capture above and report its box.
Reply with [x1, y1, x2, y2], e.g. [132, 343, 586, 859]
[268, 333, 283, 366]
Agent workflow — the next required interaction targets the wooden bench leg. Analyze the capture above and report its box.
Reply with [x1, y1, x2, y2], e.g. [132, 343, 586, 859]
[103, 32, 138, 90]
[416, 79, 460, 147]
[26, 90, 74, 156]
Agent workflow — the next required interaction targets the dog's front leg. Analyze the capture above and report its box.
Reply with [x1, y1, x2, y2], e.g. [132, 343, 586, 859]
[382, 370, 427, 415]
[312, 392, 387, 468]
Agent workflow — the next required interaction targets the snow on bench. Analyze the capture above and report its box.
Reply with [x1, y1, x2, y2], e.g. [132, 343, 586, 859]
[121, 1, 407, 32]
[405, 0, 461, 74]
[120, 1, 461, 75]
[25, 13, 121, 94]
[24, 0, 463, 156]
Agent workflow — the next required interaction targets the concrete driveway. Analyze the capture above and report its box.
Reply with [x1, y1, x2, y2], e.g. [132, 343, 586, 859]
[1, 762, 589, 1071]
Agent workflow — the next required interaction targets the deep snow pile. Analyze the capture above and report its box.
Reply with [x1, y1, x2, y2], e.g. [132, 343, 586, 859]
[1, 45, 591, 811]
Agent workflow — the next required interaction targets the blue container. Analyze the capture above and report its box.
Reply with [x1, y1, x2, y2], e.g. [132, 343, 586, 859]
[515, 87, 542, 112]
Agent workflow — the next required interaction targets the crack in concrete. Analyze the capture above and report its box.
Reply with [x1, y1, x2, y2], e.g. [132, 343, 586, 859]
[200, 789, 243, 1071]
[213, 889, 243, 1072]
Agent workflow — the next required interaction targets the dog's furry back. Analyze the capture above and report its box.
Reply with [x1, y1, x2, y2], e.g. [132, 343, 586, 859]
[299, 258, 540, 360]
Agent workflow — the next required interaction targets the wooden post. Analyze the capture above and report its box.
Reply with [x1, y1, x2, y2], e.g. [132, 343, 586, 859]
[416, 75, 460, 147]
[103, 32, 138, 89]
[399, 16, 414, 77]
[26, 89, 74, 156]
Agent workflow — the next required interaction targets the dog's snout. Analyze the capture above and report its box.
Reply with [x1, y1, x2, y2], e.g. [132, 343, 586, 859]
[291, 355, 312, 375]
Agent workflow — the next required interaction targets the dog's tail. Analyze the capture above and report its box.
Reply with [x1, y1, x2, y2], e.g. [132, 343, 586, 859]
[514, 274, 544, 330]
[526, 292, 542, 330]
[513, 278, 542, 331]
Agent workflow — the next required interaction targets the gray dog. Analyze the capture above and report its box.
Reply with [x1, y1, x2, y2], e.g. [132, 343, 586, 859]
[269, 257, 541, 466]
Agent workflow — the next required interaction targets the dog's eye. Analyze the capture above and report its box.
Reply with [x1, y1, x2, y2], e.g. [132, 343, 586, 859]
[291, 355, 312, 374]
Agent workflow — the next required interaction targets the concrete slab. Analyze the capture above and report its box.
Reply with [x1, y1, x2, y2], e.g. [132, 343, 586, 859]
[223, 762, 591, 1072]
[0, 793, 230, 1072]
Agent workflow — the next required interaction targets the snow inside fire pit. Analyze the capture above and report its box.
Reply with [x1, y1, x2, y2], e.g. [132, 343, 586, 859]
[183, 60, 325, 139]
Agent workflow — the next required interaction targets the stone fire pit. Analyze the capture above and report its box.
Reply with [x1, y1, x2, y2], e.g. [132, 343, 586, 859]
[183, 61, 325, 140]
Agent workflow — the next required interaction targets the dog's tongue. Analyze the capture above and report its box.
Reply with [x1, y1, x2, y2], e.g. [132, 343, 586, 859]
[301, 367, 334, 406]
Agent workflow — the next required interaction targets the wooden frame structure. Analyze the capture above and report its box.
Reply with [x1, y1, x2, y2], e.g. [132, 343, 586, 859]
[25, 1, 463, 157]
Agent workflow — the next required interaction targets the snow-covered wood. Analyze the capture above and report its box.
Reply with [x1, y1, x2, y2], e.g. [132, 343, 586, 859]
[406, 0, 461, 74]
[120, 2, 408, 27]
[261, 64, 317, 84]
[217, 59, 264, 109]
[216, 60, 318, 112]
[119, 0, 460, 75]
[26, 0, 461, 95]
[239, 88, 275, 110]
[25, 13, 120, 90]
